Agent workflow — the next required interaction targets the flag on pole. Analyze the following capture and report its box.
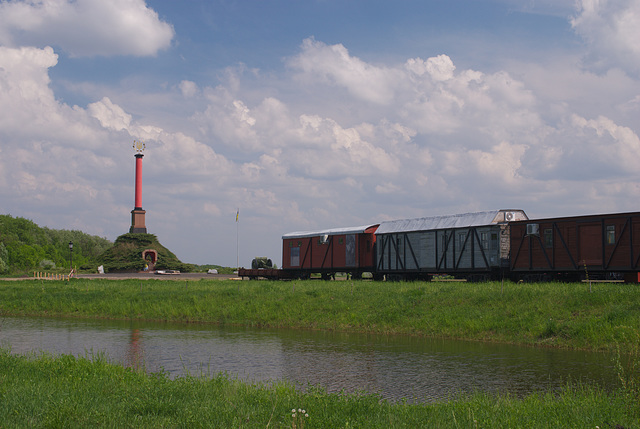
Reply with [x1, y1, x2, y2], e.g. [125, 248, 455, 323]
[236, 208, 239, 222]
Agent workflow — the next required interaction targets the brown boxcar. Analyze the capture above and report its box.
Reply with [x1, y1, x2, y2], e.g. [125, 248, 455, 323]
[510, 211, 640, 282]
[281, 224, 379, 279]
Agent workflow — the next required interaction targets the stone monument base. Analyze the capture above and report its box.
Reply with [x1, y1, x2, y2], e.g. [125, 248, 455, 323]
[130, 209, 147, 233]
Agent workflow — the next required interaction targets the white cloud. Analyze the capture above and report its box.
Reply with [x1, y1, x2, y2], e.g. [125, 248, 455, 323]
[288, 38, 401, 104]
[290, 115, 401, 178]
[375, 182, 401, 194]
[179, 80, 198, 98]
[0, 46, 104, 146]
[289, 39, 541, 145]
[88, 97, 132, 131]
[188, 39, 640, 228]
[195, 90, 401, 179]
[197, 89, 261, 151]
[0, 0, 174, 57]
[571, 0, 640, 74]
[571, 114, 640, 173]
[405, 55, 456, 82]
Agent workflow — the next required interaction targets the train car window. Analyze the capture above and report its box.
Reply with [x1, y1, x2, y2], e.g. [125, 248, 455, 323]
[526, 224, 539, 235]
[544, 228, 553, 248]
[606, 225, 615, 245]
[481, 232, 488, 250]
[458, 232, 466, 249]
[491, 233, 498, 251]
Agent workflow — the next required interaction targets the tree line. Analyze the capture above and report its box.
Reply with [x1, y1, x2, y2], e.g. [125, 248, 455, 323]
[0, 215, 112, 274]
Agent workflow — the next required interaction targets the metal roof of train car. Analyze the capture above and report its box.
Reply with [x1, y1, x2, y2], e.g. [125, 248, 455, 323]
[282, 224, 379, 239]
[375, 209, 527, 235]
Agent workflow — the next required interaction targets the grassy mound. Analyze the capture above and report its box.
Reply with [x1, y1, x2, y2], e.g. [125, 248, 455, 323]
[98, 233, 194, 273]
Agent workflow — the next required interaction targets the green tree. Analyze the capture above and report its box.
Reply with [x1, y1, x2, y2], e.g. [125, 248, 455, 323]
[0, 242, 8, 273]
[0, 214, 113, 274]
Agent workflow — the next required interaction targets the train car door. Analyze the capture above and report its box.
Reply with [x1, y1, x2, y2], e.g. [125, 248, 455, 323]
[345, 234, 356, 267]
[578, 223, 602, 266]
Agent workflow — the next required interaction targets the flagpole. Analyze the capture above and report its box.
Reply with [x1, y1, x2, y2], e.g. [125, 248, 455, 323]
[236, 208, 239, 271]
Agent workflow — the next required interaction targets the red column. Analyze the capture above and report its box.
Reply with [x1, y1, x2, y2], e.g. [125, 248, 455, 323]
[134, 153, 143, 209]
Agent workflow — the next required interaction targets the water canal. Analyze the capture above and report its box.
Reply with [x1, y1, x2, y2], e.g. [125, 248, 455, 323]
[0, 316, 619, 402]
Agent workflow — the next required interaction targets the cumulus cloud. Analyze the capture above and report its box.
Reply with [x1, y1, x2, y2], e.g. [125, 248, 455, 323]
[288, 38, 401, 104]
[0, 47, 108, 202]
[188, 39, 640, 222]
[405, 55, 456, 82]
[288, 39, 541, 145]
[571, 114, 640, 173]
[289, 115, 401, 178]
[88, 97, 132, 131]
[0, 45, 101, 146]
[571, 0, 640, 74]
[0, 0, 174, 57]
[179, 80, 198, 98]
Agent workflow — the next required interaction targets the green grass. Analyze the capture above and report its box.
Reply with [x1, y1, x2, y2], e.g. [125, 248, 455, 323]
[1, 279, 639, 351]
[0, 347, 638, 428]
[2, 279, 640, 427]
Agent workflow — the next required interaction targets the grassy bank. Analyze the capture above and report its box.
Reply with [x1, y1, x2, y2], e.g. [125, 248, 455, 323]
[0, 348, 637, 428]
[1, 278, 639, 351]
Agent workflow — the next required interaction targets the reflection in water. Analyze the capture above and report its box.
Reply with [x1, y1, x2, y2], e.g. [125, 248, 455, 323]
[125, 329, 143, 371]
[0, 316, 619, 402]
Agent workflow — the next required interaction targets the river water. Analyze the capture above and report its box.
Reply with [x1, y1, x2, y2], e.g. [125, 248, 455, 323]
[0, 316, 619, 402]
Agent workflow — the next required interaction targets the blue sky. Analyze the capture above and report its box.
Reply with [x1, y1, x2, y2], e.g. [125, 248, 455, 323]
[1, 0, 640, 267]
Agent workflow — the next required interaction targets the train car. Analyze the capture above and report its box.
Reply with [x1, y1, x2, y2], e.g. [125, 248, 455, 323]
[237, 267, 294, 280]
[375, 209, 528, 281]
[281, 224, 379, 279]
[509, 211, 640, 282]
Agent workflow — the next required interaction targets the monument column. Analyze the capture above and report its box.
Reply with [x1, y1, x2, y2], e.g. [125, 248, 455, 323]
[130, 140, 147, 233]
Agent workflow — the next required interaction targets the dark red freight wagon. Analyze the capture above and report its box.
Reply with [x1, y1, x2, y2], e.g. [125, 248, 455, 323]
[510, 211, 640, 282]
[281, 224, 379, 279]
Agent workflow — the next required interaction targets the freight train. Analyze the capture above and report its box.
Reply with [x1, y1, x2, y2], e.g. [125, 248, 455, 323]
[238, 209, 640, 282]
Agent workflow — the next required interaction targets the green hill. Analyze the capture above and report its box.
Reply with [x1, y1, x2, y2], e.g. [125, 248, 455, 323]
[0, 215, 196, 275]
[98, 233, 194, 273]
[0, 215, 112, 274]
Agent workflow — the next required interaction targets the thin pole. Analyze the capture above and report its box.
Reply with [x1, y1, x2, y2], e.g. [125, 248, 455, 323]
[236, 208, 239, 270]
